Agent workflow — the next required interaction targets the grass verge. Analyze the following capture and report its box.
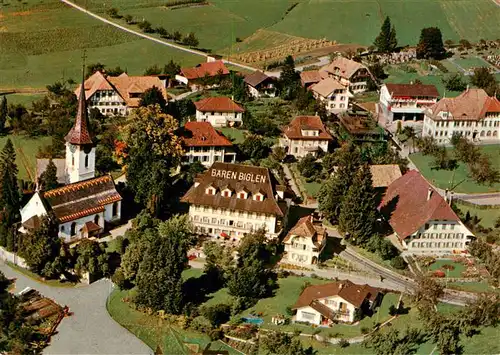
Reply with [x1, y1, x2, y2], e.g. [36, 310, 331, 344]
[7, 262, 76, 288]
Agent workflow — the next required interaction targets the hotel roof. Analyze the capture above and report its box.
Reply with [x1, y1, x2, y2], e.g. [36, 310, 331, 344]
[179, 122, 233, 147]
[194, 97, 245, 113]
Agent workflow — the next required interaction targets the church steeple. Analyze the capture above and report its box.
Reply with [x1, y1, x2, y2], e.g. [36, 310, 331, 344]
[65, 65, 93, 145]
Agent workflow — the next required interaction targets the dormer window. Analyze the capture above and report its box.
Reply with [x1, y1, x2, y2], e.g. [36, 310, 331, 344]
[222, 188, 232, 197]
[238, 188, 249, 199]
[253, 191, 265, 201]
[206, 184, 217, 195]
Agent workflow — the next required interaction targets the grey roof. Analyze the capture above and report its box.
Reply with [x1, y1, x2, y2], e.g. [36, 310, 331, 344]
[36, 159, 66, 184]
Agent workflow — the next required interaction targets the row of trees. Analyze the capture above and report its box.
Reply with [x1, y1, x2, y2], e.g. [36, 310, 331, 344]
[442, 67, 500, 97]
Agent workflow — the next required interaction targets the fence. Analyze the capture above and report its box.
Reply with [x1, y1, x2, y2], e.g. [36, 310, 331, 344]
[0, 246, 27, 268]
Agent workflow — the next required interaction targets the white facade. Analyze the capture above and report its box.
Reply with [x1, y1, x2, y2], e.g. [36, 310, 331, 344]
[402, 220, 473, 255]
[248, 84, 276, 98]
[422, 113, 500, 145]
[87, 90, 128, 116]
[314, 88, 351, 114]
[379, 85, 438, 124]
[195, 110, 243, 128]
[281, 137, 329, 158]
[296, 295, 357, 325]
[65, 143, 96, 184]
[183, 146, 236, 167]
[283, 235, 326, 265]
[188, 204, 281, 241]
[20, 193, 47, 227]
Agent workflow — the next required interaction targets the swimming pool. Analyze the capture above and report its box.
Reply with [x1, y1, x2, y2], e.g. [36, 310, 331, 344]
[241, 316, 264, 325]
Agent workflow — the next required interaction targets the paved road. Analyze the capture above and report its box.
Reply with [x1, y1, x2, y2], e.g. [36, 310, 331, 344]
[0, 261, 152, 354]
[59, 0, 257, 73]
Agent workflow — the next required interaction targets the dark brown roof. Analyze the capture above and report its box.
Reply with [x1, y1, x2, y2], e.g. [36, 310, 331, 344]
[283, 215, 326, 248]
[283, 116, 333, 141]
[81, 221, 102, 233]
[385, 83, 439, 98]
[181, 162, 284, 216]
[300, 70, 322, 85]
[179, 122, 233, 147]
[42, 175, 121, 223]
[293, 281, 380, 309]
[66, 74, 93, 145]
[180, 60, 229, 80]
[194, 97, 245, 113]
[379, 170, 461, 239]
[244, 70, 272, 87]
[22, 215, 41, 230]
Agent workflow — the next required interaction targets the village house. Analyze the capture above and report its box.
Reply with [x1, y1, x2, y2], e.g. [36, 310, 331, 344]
[280, 116, 333, 158]
[176, 60, 229, 90]
[244, 70, 276, 98]
[379, 83, 439, 124]
[194, 97, 245, 128]
[181, 162, 289, 242]
[422, 88, 500, 145]
[292, 281, 381, 325]
[282, 214, 327, 265]
[320, 57, 373, 93]
[300, 70, 326, 89]
[21, 75, 122, 243]
[379, 170, 474, 255]
[310, 77, 352, 114]
[76, 71, 168, 116]
[179, 121, 236, 167]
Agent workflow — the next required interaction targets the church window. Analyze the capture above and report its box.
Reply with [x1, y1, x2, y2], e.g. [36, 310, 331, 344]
[85, 154, 89, 168]
[112, 202, 118, 217]
[70, 222, 76, 236]
[94, 214, 100, 226]
[72, 155, 75, 167]
[61, 226, 65, 233]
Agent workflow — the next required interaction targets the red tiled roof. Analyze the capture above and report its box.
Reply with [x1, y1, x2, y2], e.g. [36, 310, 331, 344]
[283, 215, 326, 248]
[244, 70, 272, 87]
[179, 122, 233, 147]
[385, 83, 439, 98]
[283, 116, 333, 140]
[180, 60, 229, 80]
[194, 97, 245, 113]
[378, 170, 460, 239]
[300, 70, 322, 85]
[321, 57, 369, 80]
[293, 281, 380, 309]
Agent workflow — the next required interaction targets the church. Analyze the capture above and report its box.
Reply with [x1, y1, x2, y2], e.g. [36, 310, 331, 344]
[20, 73, 122, 243]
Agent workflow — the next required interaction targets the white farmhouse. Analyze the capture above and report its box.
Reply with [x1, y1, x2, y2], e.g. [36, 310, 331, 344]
[179, 121, 236, 167]
[76, 71, 168, 116]
[292, 281, 381, 325]
[244, 71, 276, 98]
[181, 162, 289, 242]
[282, 215, 327, 265]
[310, 77, 352, 114]
[320, 57, 373, 93]
[194, 97, 245, 128]
[422, 88, 500, 145]
[21, 74, 122, 243]
[379, 83, 439, 124]
[379, 170, 474, 255]
[280, 116, 333, 158]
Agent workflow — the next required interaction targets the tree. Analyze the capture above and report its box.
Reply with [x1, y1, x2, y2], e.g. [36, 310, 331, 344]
[123, 14, 134, 24]
[135, 215, 195, 314]
[278, 55, 301, 100]
[0, 96, 7, 133]
[163, 60, 181, 79]
[137, 20, 154, 33]
[139, 86, 167, 112]
[18, 214, 62, 278]
[123, 106, 184, 216]
[470, 67, 498, 96]
[182, 32, 199, 47]
[39, 159, 59, 190]
[416, 27, 446, 59]
[172, 31, 182, 42]
[261, 331, 309, 355]
[203, 241, 234, 285]
[144, 65, 163, 76]
[369, 62, 388, 81]
[442, 73, 467, 92]
[413, 276, 443, 312]
[373, 16, 397, 53]
[156, 27, 170, 39]
[239, 134, 272, 161]
[338, 164, 378, 245]
[106, 7, 121, 18]
[74, 239, 109, 279]
[366, 328, 422, 355]
[86, 63, 106, 78]
[469, 155, 500, 186]
[271, 146, 286, 162]
[227, 231, 276, 302]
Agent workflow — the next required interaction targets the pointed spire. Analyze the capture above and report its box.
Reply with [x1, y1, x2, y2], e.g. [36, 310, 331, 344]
[65, 53, 93, 145]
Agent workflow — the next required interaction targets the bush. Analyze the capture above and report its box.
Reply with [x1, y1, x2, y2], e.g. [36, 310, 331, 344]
[200, 304, 231, 327]
[361, 327, 370, 334]
[338, 338, 350, 348]
[190, 315, 213, 333]
[285, 306, 294, 316]
[433, 270, 446, 278]
[390, 256, 407, 270]
[388, 304, 398, 316]
[111, 268, 127, 289]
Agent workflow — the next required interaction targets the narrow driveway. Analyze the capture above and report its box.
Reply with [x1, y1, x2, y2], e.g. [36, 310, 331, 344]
[59, 0, 257, 73]
[0, 261, 152, 354]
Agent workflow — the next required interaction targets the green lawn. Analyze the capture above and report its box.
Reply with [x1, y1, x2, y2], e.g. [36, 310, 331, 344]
[4, 94, 46, 108]
[410, 145, 500, 193]
[453, 57, 492, 70]
[218, 127, 247, 144]
[454, 202, 499, 229]
[0, 135, 52, 181]
[7, 262, 76, 288]
[426, 259, 465, 278]
[446, 281, 499, 293]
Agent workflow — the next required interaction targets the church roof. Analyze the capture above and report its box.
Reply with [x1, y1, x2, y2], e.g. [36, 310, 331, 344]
[65, 71, 93, 145]
[42, 175, 121, 223]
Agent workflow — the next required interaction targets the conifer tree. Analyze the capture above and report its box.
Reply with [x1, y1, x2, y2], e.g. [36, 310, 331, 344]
[338, 164, 378, 245]
[374, 16, 397, 53]
[0, 96, 7, 133]
[39, 159, 59, 191]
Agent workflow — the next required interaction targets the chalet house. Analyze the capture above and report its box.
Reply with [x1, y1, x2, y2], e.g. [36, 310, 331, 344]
[379, 83, 439, 123]
[194, 97, 245, 127]
[310, 77, 352, 114]
[76, 71, 168, 116]
[244, 71, 276, 98]
[320, 57, 373, 93]
[181, 162, 289, 242]
[176, 60, 229, 90]
[292, 281, 381, 325]
[282, 215, 327, 265]
[22, 77, 122, 243]
[300, 70, 326, 89]
[179, 121, 236, 167]
[280, 116, 333, 158]
[422, 88, 500, 145]
[379, 170, 474, 255]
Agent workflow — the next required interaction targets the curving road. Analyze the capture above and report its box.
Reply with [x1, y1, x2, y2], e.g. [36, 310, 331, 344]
[0, 261, 152, 354]
[59, 0, 258, 73]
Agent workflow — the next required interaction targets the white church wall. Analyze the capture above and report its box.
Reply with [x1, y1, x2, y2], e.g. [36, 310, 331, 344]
[20, 192, 47, 224]
[104, 201, 121, 222]
[59, 211, 105, 243]
[65, 143, 96, 184]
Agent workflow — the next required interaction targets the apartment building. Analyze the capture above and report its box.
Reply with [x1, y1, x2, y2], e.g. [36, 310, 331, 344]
[280, 116, 332, 158]
[310, 77, 352, 113]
